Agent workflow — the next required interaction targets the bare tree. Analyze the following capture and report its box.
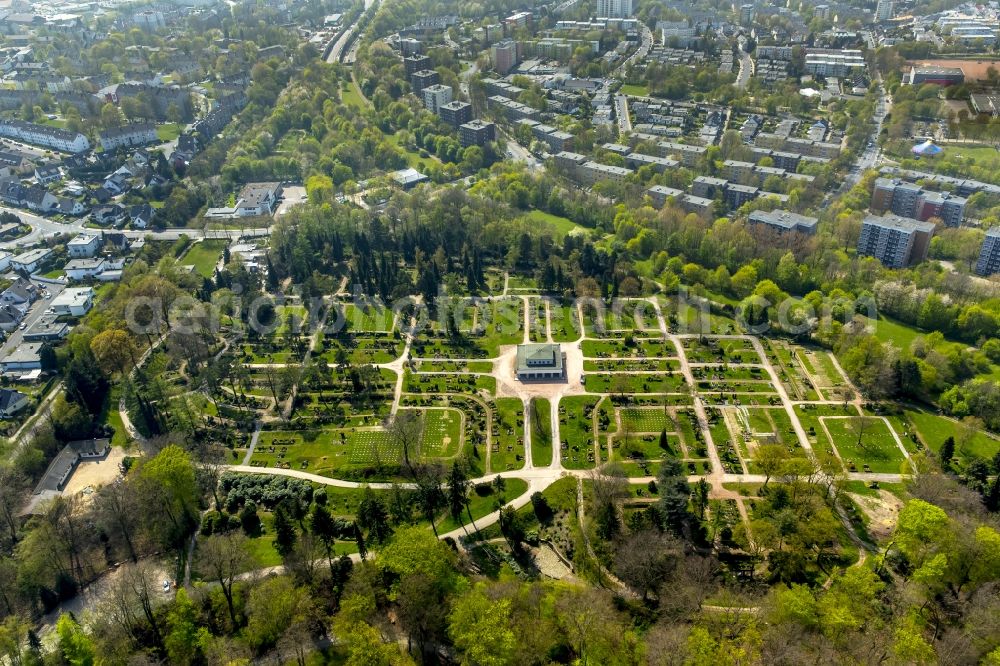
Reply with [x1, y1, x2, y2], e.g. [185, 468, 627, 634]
[96, 479, 140, 562]
[387, 409, 423, 478]
[199, 532, 253, 628]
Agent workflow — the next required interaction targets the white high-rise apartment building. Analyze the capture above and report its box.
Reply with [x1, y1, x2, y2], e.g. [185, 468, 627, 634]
[596, 0, 633, 18]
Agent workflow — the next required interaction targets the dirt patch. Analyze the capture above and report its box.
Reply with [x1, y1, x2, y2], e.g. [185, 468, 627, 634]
[847, 489, 903, 542]
[36, 559, 174, 648]
[907, 59, 1000, 81]
[533, 543, 575, 580]
[61, 447, 129, 497]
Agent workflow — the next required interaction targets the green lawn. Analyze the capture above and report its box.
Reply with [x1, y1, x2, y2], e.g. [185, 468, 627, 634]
[823, 417, 907, 474]
[620, 83, 649, 97]
[156, 123, 183, 142]
[524, 210, 584, 238]
[180, 239, 227, 278]
[903, 408, 999, 461]
[530, 398, 552, 466]
[436, 478, 529, 533]
[868, 314, 922, 350]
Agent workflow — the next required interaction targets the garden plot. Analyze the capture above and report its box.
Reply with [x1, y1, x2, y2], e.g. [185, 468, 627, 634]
[761, 340, 821, 401]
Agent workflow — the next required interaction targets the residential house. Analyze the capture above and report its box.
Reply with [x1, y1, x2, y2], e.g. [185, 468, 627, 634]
[24, 314, 69, 341]
[34, 163, 61, 184]
[10, 248, 51, 273]
[235, 182, 281, 217]
[99, 122, 158, 151]
[58, 197, 88, 216]
[67, 232, 102, 258]
[63, 258, 105, 281]
[0, 304, 24, 332]
[50, 287, 93, 316]
[90, 204, 126, 226]
[21, 185, 58, 213]
[1, 342, 43, 373]
[0, 388, 29, 416]
[129, 204, 154, 229]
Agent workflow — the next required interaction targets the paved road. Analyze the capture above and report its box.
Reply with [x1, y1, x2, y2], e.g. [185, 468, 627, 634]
[736, 46, 754, 89]
[843, 74, 890, 191]
[505, 133, 543, 171]
[614, 94, 632, 136]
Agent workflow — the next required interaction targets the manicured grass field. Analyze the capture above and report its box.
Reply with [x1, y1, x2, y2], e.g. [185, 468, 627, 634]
[620, 83, 649, 97]
[620, 407, 676, 433]
[823, 417, 907, 474]
[903, 409, 999, 461]
[530, 397, 552, 466]
[342, 302, 394, 332]
[180, 239, 228, 278]
[156, 123, 183, 142]
[435, 478, 529, 533]
[420, 408, 463, 458]
[524, 210, 584, 238]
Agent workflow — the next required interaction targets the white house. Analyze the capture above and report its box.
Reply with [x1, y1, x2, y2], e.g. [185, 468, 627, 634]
[10, 248, 52, 273]
[63, 258, 105, 281]
[0, 120, 90, 153]
[67, 232, 102, 258]
[235, 182, 281, 217]
[50, 287, 93, 316]
[0, 250, 11, 273]
[99, 123, 158, 152]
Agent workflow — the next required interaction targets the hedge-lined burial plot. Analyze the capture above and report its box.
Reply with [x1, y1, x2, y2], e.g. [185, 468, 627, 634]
[583, 358, 680, 372]
[559, 395, 602, 469]
[491, 398, 526, 473]
[550, 302, 582, 342]
[583, 372, 687, 394]
[400, 394, 488, 477]
[680, 337, 761, 364]
[404, 370, 496, 395]
[411, 359, 494, 374]
[582, 338, 677, 358]
[319, 333, 403, 364]
[528, 298, 548, 342]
